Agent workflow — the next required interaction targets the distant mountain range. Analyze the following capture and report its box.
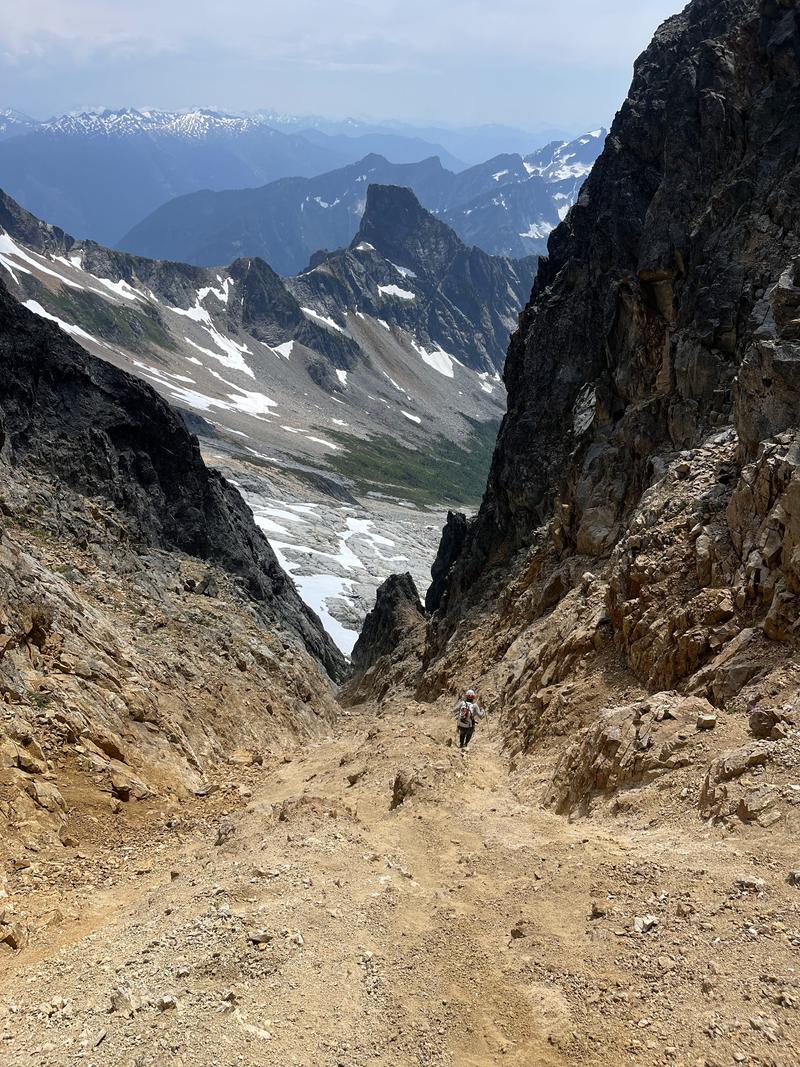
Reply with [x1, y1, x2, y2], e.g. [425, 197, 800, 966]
[250, 111, 573, 165]
[0, 181, 533, 504]
[0, 107, 604, 257]
[119, 130, 606, 274]
[0, 108, 464, 246]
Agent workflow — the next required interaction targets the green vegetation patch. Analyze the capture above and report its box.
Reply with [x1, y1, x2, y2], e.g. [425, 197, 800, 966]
[46, 285, 177, 356]
[324, 416, 500, 507]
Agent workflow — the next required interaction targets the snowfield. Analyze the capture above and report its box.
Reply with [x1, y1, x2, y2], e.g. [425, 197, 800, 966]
[245, 491, 442, 656]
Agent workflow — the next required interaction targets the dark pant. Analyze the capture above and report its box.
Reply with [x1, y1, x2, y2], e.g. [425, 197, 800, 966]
[458, 726, 474, 749]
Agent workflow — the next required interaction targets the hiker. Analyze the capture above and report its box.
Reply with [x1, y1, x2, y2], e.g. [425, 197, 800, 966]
[453, 689, 485, 750]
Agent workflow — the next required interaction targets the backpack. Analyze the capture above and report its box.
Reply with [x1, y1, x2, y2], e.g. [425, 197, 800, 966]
[458, 701, 473, 727]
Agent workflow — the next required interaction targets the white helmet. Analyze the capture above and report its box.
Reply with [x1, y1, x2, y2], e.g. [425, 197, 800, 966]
[464, 689, 477, 701]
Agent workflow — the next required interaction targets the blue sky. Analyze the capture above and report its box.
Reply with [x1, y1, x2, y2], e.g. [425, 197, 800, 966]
[2, 0, 684, 130]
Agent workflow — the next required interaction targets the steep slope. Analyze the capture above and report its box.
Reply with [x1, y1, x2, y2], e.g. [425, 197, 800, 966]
[436, 0, 800, 609]
[395, 0, 800, 839]
[117, 135, 606, 274]
[0, 280, 344, 680]
[0, 278, 347, 867]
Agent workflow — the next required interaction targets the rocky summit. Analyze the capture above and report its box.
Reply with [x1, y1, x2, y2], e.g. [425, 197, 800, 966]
[4, 0, 800, 1064]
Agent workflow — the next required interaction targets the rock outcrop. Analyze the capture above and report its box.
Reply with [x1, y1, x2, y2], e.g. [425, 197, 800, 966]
[342, 573, 426, 704]
[288, 184, 536, 374]
[547, 692, 714, 815]
[425, 511, 469, 615]
[0, 282, 346, 851]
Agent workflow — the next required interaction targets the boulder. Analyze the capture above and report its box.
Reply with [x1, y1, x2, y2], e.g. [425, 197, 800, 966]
[23, 779, 66, 814]
[108, 764, 153, 802]
[547, 692, 708, 814]
[700, 743, 771, 819]
[737, 785, 780, 824]
[390, 769, 418, 810]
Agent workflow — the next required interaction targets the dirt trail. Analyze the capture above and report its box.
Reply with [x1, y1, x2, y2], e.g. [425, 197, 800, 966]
[2, 700, 799, 1066]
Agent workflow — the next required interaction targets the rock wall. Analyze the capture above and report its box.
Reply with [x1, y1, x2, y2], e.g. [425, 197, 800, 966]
[431, 0, 800, 640]
[342, 573, 426, 705]
[0, 283, 345, 850]
[413, 0, 800, 824]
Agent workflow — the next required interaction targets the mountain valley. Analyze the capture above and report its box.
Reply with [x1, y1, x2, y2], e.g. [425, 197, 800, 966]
[0, 180, 527, 653]
[3, 0, 800, 1063]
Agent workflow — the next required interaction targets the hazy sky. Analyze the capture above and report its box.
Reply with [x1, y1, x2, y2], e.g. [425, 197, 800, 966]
[2, 0, 684, 130]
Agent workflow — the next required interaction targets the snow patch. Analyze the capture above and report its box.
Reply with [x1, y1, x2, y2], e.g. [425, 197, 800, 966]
[197, 276, 232, 304]
[411, 339, 455, 378]
[224, 388, 277, 417]
[184, 331, 254, 378]
[549, 163, 592, 181]
[302, 306, 346, 333]
[0, 234, 83, 289]
[273, 340, 294, 359]
[306, 436, 339, 449]
[389, 261, 417, 279]
[378, 284, 415, 301]
[94, 276, 142, 301]
[168, 299, 213, 325]
[335, 369, 348, 387]
[401, 410, 421, 424]
[519, 220, 555, 240]
[477, 372, 495, 395]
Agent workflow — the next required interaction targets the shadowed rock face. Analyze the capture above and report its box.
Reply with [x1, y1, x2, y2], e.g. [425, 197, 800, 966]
[288, 183, 536, 375]
[425, 511, 469, 615]
[431, 0, 800, 632]
[343, 573, 426, 703]
[0, 282, 346, 680]
[350, 572, 425, 676]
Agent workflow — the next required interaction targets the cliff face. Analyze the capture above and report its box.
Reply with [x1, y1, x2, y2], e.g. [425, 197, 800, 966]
[413, 0, 800, 832]
[0, 279, 346, 853]
[434, 0, 800, 627]
[0, 283, 345, 680]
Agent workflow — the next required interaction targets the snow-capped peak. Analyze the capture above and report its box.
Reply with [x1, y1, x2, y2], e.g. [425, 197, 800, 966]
[37, 108, 261, 140]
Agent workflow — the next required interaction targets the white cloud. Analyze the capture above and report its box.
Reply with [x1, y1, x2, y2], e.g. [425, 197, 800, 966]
[1, 0, 683, 127]
[2, 1, 682, 68]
